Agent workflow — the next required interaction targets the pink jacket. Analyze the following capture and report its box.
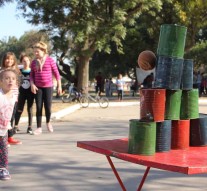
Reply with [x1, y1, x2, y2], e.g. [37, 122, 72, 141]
[0, 89, 16, 136]
[30, 56, 61, 87]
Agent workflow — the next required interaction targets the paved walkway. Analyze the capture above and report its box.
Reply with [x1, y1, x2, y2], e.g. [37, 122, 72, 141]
[1, 97, 207, 191]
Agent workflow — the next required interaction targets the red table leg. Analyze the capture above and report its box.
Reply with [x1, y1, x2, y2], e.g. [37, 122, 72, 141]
[106, 156, 127, 191]
[106, 156, 150, 191]
[137, 167, 150, 191]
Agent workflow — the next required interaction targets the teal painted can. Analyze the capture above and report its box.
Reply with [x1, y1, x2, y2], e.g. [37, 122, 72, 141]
[128, 119, 156, 155]
[154, 56, 183, 90]
[156, 120, 172, 152]
[181, 59, 194, 90]
[165, 90, 182, 120]
[157, 24, 187, 58]
[190, 114, 207, 146]
[180, 89, 199, 119]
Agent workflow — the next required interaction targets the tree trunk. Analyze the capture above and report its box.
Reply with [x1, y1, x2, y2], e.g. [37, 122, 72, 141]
[77, 56, 90, 92]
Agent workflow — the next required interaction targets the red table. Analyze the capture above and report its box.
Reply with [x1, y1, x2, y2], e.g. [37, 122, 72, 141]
[77, 138, 207, 191]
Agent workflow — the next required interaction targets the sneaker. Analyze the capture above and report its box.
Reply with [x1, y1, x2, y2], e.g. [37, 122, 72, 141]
[27, 127, 33, 134]
[0, 168, 11, 180]
[14, 127, 20, 134]
[47, 123, 53, 133]
[33, 128, 42, 135]
[8, 137, 22, 145]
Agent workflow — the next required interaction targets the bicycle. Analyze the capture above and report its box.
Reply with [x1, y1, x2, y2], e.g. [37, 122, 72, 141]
[80, 91, 109, 108]
[62, 83, 82, 103]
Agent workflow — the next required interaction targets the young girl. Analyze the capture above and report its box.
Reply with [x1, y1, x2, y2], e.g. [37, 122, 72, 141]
[14, 54, 35, 134]
[0, 69, 18, 180]
[1, 52, 22, 145]
[30, 41, 62, 135]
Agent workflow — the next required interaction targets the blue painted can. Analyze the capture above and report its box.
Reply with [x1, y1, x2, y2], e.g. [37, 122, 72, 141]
[156, 120, 172, 152]
[190, 114, 207, 146]
[154, 56, 184, 90]
[181, 59, 194, 90]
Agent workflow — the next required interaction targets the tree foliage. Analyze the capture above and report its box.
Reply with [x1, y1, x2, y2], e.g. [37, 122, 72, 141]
[0, 0, 13, 6]
[1, 0, 207, 82]
[0, 30, 48, 61]
[16, 0, 163, 89]
[90, 0, 207, 79]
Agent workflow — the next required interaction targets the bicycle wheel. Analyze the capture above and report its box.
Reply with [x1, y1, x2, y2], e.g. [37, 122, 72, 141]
[80, 95, 89, 108]
[98, 97, 109, 108]
[62, 93, 71, 103]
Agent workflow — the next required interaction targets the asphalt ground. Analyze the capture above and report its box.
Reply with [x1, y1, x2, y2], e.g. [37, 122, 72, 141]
[0, 97, 207, 191]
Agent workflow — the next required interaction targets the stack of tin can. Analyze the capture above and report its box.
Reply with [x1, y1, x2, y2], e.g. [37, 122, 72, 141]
[128, 24, 203, 156]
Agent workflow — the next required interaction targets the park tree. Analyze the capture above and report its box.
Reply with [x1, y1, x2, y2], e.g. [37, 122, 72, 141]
[0, 0, 13, 6]
[0, 36, 19, 59]
[91, 0, 207, 78]
[16, 0, 163, 90]
[90, 0, 184, 80]
[17, 30, 49, 57]
[0, 30, 49, 61]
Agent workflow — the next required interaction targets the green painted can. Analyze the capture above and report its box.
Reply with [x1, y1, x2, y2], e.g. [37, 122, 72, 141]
[165, 90, 182, 120]
[157, 24, 187, 58]
[128, 119, 156, 156]
[180, 89, 199, 119]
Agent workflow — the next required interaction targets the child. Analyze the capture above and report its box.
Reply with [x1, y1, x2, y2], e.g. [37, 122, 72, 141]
[30, 41, 62, 135]
[1, 52, 22, 145]
[14, 54, 34, 134]
[0, 69, 18, 180]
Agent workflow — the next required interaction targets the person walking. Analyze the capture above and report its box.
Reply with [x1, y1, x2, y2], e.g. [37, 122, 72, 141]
[1, 52, 22, 145]
[116, 73, 125, 101]
[30, 41, 62, 135]
[0, 69, 18, 180]
[14, 54, 35, 134]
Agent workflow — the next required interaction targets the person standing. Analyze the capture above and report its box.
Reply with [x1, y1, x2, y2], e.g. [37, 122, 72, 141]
[109, 78, 114, 96]
[193, 71, 198, 88]
[14, 54, 35, 134]
[197, 71, 202, 96]
[1, 52, 22, 145]
[116, 73, 125, 101]
[95, 72, 103, 96]
[0, 69, 18, 180]
[30, 41, 62, 135]
[105, 79, 110, 97]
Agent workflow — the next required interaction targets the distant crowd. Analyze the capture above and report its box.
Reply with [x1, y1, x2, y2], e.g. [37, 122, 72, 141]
[193, 71, 207, 97]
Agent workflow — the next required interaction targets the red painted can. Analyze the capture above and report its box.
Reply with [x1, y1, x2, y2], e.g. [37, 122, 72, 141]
[140, 89, 166, 122]
[171, 120, 190, 150]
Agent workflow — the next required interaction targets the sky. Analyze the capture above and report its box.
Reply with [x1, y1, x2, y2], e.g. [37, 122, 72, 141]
[0, 2, 40, 40]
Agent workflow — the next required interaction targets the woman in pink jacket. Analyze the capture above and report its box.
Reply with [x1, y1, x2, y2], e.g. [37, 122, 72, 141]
[30, 41, 62, 135]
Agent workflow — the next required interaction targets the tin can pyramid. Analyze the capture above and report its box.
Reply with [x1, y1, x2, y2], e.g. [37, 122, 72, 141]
[128, 24, 204, 156]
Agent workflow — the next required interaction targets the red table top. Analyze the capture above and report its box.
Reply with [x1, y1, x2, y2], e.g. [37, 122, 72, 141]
[77, 138, 207, 175]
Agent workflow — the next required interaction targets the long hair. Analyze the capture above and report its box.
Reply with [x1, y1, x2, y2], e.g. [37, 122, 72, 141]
[1, 52, 20, 73]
